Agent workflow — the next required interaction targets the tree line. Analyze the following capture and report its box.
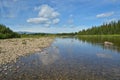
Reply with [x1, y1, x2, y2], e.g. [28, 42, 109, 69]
[1, 20, 120, 39]
[0, 24, 20, 39]
[78, 20, 120, 35]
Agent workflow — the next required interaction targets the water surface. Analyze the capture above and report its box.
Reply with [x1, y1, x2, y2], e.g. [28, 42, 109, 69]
[0, 37, 120, 80]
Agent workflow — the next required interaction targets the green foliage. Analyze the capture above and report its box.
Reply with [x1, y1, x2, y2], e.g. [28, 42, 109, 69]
[56, 32, 77, 36]
[77, 35, 120, 52]
[21, 32, 77, 38]
[0, 24, 20, 39]
[78, 20, 120, 35]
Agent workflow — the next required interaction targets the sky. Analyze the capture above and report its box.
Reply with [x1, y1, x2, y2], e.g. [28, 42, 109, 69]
[0, 0, 120, 33]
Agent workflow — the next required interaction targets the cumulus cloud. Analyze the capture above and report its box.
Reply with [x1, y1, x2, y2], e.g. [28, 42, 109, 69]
[38, 5, 59, 18]
[27, 4, 60, 27]
[96, 12, 114, 18]
[53, 18, 60, 24]
[27, 17, 48, 24]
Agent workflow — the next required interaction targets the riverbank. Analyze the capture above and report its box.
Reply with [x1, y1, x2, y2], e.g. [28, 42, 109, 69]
[76, 35, 120, 37]
[0, 37, 54, 64]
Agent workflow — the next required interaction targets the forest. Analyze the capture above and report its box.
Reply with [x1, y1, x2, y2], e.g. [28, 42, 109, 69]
[0, 24, 20, 39]
[0, 20, 120, 39]
[78, 20, 120, 35]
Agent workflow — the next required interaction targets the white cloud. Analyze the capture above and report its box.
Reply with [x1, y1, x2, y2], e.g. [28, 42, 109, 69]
[38, 5, 59, 18]
[27, 4, 60, 27]
[53, 18, 60, 24]
[96, 12, 114, 18]
[27, 17, 48, 24]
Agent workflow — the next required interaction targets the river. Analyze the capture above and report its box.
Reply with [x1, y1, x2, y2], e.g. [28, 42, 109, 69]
[0, 37, 120, 80]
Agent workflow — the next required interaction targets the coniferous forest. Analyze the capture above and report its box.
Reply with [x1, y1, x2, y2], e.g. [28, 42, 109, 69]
[0, 20, 120, 39]
[0, 24, 20, 39]
[78, 20, 120, 35]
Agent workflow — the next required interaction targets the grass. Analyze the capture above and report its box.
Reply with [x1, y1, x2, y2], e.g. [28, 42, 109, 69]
[76, 35, 120, 39]
[21, 34, 56, 38]
[77, 34, 120, 37]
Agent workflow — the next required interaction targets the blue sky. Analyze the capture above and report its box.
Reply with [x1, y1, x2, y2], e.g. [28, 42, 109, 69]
[0, 0, 120, 33]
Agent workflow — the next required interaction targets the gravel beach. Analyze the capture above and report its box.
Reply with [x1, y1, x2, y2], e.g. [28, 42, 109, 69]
[0, 37, 54, 64]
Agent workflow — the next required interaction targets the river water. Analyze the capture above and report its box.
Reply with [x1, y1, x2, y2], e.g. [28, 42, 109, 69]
[0, 37, 120, 80]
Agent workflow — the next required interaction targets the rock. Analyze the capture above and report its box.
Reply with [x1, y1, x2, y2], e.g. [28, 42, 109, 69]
[0, 68, 2, 72]
[104, 41, 113, 45]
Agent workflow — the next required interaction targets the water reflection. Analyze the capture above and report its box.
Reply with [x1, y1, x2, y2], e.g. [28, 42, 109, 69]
[96, 53, 113, 59]
[77, 36, 120, 52]
[37, 46, 60, 65]
[0, 37, 120, 80]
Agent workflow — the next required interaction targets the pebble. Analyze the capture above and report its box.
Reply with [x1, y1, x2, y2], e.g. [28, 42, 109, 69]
[0, 37, 54, 65]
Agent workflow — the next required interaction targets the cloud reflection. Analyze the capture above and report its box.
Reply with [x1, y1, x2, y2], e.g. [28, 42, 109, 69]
[37, 46, 60, 65]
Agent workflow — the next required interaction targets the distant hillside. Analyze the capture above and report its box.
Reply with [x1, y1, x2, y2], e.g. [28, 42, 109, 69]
[78, 20, 120, 35]
[0, 24, 20, 39]
[17, 31, 36, 34]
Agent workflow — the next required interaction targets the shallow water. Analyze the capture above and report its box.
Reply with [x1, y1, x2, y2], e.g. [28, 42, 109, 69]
[0, 37, 120, 80]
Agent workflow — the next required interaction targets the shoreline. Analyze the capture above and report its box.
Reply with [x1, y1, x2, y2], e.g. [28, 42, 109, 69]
[0, 37, 54, 65]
